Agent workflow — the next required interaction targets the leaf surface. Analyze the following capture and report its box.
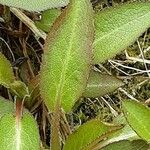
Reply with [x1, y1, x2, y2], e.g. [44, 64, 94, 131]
[35, 9, 61, 32]
[0, 0, 69, 11]
[0, 97, 14, 118]
[94, 2, 150, 63]
[0, 113, 40, 150]
[83, 71, 124, 97]
[10, 80, 29, 98]
[63, 119, 120, 150]
[40, 0, 94, 112]
[122, 100, 150, 142]
[0, 53, 15, 87]
[101, 140, 149, 150]
[97, 114, 139, 149]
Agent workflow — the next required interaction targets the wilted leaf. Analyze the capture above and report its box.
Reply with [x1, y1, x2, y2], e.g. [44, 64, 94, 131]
[93, 2, 150, 63]
[101, 140, 149, 150]
[0, 96, 14, 118]
[0, 0, 69, 11]
[122, 100, 150, 142]
[40, 0, 94, 112]
[83, 71, 124, 97]
[35, 9, 61, 32]
[0, 53, 15, 88]
[0, 113, 40, 150]
[63, 119, 121, 150]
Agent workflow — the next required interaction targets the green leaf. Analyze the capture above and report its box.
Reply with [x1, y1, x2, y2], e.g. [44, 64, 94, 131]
[122, 100, 150, 142]
[63, 119, 121, 150]
[83, 71, 124, 98]
[0, 96, 14, 118]
[10, 80, 29, 99]
[40, 0, 94, 112]
[101, 140, 149, 150]
[98, 114, 139, 149]
[0, 52, 15, 87]
[0, 113, 40, 150]
[93, 2, 150, 63]
[0, 53, 29, 98]
[0, 0, 69, 11]
[35, 9, 61, 32]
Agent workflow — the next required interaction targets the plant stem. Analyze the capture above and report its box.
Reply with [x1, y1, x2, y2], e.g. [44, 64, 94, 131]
[15, 98, 23, 123]
[50, 105, 61, 150]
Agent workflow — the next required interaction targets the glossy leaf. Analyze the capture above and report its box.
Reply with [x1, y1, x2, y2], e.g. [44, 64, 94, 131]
[0, 52, 15, 88]
[0, 96, 14, 118]
[63, 119, 120, 150]
[93, 2, 150, 63]
[122, 100, 150, 142]
[0, 0, 69, 11]
[83, 71, 124, 97]
[35, 9, 61, 32]
[40, 0, 94, 112]
[0, 113, 40, 150]
[102, 140, 149, 150]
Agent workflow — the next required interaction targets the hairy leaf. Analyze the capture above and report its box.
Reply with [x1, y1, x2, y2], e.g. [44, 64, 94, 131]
[40, 0, 94, 112]
[0, 113, 40, 150]
[0, 53, 15, 87]
[35, 9, 61, 32]
[122, 100, 150, 142]
[63, 119, 120, 150]
[101, 140, 149, 150]
[83, 71, 124, 97]
[0, 0, 69, 11]
[94, 2, 150, 63]
[0, 97, 14, 118]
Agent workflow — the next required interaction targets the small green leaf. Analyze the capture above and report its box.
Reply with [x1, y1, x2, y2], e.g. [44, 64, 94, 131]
[101, 140, 149, 150]
[83, 71, 124, 98]
[0, 0, 69, 11]
[0, 96, 14, 118]
[35, 9, 61, 32]
[40, 0, 94, 112]
[93, 2, 150, 63]
[122, 100, 150, 142]
[10, 80, 29, 99]
[0, 113, 40, 150]
[63, 119, 120, 150]
[0, 53, 15, 87]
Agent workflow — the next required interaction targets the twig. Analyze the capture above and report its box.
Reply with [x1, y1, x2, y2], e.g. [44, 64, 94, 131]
[137, 40, 150, 77]
[10, 7, 47, 40]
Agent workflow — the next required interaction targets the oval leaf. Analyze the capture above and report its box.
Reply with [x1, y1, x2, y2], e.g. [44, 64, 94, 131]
[122, 100, 150, 142]
[0, 0, 69, 11]
[0, 113, 40, 150]
[40, 0, 94, 112]
[0, 96, 14, 118]
[93, 2, 150, 63]
[63, 119, 121, 150]
[35, 9, 61, 32]
[0, 53, 15, 87]
[83, 71, 124, 97]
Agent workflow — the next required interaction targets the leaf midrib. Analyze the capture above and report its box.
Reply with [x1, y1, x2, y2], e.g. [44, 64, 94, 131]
[54, 2, 81, 105]
[93, 10, 150, 45]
